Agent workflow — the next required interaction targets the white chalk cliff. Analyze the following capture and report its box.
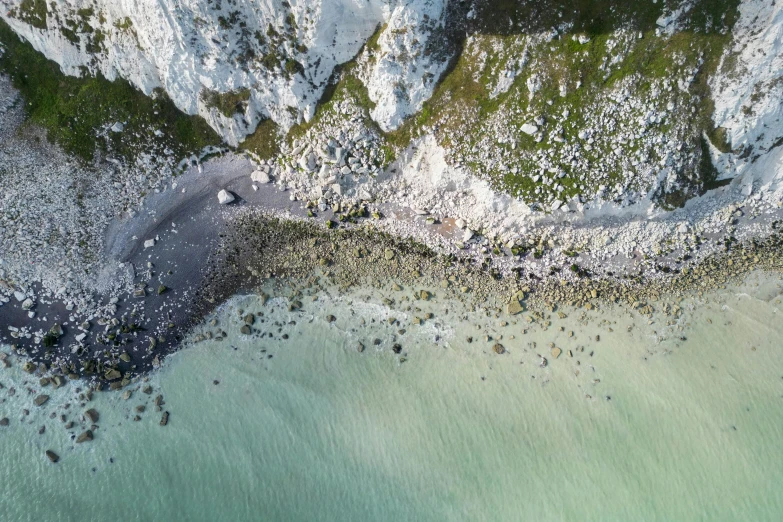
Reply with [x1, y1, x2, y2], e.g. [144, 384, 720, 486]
[1, 0, 782, 193]
[0, 0, 449, 145]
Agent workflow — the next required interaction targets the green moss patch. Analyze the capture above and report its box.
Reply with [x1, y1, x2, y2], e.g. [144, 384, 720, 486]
[0, 19, 221, 163]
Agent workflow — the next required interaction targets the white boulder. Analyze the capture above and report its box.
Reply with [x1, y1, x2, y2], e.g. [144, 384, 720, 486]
[251, 170, 271, 184]
[217, 190, 235, 205]
[521, 123, 539, 135]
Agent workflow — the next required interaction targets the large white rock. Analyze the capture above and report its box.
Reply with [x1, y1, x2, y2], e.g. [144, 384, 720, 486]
[217, 190, 235, 205]
[520, 123, 539, 135]
[251, 170, 271, 184]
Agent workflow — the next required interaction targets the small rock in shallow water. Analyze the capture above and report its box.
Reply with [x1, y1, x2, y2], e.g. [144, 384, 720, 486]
[76, 430, 93, 443]
[160, 411, 169, 426]
[34, 395, 49, 406]
[506, 300, 524, 315]
[0, 418, 9, 426]
[45, 450, 59, 463]
[84, 409, 99, 423]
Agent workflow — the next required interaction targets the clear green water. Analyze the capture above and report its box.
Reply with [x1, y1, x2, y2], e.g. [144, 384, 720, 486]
[1, 272, 782, 521]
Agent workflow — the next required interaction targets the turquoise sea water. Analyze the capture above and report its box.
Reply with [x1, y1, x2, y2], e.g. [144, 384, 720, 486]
[1, 272, 782, 521]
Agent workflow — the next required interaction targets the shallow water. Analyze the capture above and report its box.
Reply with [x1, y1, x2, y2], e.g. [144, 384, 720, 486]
[1, 272, 783, 521]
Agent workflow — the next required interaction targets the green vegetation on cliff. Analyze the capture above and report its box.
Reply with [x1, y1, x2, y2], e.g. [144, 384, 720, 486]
[0, 19, 220, 163]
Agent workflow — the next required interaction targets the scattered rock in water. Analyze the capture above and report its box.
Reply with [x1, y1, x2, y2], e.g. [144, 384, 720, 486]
[104, 369, 122, 380]
[326, 315, 336, 323]
[34, 395, 49, 407]
[240, 325, 251, 335]
[160, 411, 169, 426]
[76, 430, 93, 443]
[392, 344, 402, 354]
[243, 314, 255, 325]
[157, 285, 167, 295]
[493, 343, 506, 355]
[0, 418, 9, 426]
[119, 352, 131, 363]
[357, 342, 365, 353]
[22, 361, 36, 374]
[45, 450, 59, 463]
[506, 300, 524, 315]
[84, 409, 99, 423]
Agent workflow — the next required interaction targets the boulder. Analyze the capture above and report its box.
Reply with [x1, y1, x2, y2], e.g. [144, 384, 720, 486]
[520, 123, 539, 135]
[76, 430, 93, 443]
[143, 239, 156, 249]
[551, 347, 562, 359]
[506, 300, 524, 315]
[160, 411, 169, 426]
[34, 395, 49, 406]
[45, 450, 59, 463]
[493, 343, 506, 355]
[84, 409, 99, 423]
[0, 418, 8, 426]
[217, 189, 235, 205]
[251, 170, 271, 184]
[48, 324, 63, 337]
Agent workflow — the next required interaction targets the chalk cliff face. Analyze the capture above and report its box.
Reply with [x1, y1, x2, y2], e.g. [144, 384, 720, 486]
[710, 0, 783, 187]
[1, 0, 782, 203]
[0, 0, 450, 145]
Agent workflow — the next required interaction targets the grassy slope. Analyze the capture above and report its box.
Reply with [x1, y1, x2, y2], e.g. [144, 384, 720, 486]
[0, 19, 220, 164]
[281, 0, 740, 208]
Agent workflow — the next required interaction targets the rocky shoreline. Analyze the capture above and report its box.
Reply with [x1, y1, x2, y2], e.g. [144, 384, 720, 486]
[1, 65, 782, 392]
[3, 195, 782, 391]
